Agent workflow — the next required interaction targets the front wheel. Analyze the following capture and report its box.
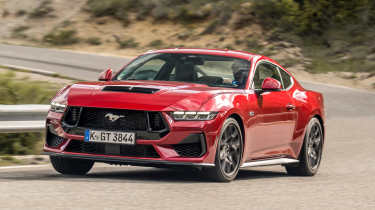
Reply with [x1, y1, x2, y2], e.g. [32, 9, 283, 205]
[204, 118, 243, 182]
[285, 117, 324, 176]
[50, 156, 94, 175]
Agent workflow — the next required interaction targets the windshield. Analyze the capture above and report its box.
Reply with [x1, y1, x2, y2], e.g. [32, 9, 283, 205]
[115, 53, 251, 89]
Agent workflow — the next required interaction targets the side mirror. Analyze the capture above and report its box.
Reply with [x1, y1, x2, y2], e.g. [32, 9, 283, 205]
[261, 77, 282, 91]
[98, 68, 113, 81]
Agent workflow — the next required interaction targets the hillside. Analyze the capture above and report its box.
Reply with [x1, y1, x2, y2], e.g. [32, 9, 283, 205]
[0, 0, 374, 90]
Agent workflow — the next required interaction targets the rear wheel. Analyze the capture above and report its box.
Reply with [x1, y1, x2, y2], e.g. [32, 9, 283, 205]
[205, 118, 243, 182]
[285, 118, 323, 176]
[50, 156, 94, 175]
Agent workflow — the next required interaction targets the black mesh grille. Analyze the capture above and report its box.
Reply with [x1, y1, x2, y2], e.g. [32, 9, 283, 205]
[65, 140, 160, 158]
[78, 107, 148, 131]
[149, 112, 164, 131]
[46, 132, 65, 148]
[173, 143, 202, 158]
[64, 106, 81, 125]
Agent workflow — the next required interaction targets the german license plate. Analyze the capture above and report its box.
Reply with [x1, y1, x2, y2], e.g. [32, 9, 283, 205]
[84, 130, 135, 145]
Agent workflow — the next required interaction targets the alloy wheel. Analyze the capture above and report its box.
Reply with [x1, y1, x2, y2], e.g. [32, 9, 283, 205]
[307, 122, 323, 170]
[218, 123, 242, 177]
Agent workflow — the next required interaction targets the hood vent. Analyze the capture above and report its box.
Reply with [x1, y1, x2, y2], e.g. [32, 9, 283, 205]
[102, 86, 159, 94]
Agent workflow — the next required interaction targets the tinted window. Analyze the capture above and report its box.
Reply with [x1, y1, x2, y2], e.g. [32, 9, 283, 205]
[115, 53, 251, 89]
[279, 68, 292, 89]
[252, 62, 282, 89]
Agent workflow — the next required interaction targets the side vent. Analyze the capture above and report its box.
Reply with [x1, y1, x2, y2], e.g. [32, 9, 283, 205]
[102, 86, 159, 94]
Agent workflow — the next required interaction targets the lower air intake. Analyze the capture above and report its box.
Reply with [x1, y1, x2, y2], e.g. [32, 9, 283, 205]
[65, 140, 160, 158]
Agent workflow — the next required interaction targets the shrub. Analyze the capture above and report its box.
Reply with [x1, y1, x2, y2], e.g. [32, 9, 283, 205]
[113, 35, 139, 48]
[43, 30, 80, 45]
[86, 37, 102, 45]
[29, 0, 54, 18]
[16, 10, 27, 17]
[86, 0, 139, 24]
[12, 26, 30, 38]
[0, 133, 43, 155]
[148, 39, 164, 48]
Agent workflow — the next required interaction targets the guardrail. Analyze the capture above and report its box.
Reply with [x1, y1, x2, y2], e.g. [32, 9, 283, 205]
[0, 105, 50, 133]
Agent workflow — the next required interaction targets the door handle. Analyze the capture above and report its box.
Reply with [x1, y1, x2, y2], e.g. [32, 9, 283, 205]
[286, 104, 296, 111]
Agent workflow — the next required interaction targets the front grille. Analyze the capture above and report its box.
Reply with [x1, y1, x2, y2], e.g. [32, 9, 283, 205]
[46, 132, 65, 148]
[62, 107, 168, 140]
[173, 143, 203, 157]
[79, 107, 147, 131]
[65, 140, 160, 158]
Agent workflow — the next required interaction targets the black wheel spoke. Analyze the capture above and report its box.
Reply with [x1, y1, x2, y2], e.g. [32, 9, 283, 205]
[307, 122, 322, 169]
[218, 122, 242, 177]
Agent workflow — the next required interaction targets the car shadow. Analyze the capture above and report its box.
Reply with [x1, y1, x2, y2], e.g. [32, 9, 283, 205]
[0, 166, 290, 183]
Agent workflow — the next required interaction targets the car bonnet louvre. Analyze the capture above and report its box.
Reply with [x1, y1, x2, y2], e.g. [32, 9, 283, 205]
[102, 86, 159, 94]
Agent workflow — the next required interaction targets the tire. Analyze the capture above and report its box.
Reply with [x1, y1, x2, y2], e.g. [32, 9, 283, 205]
[50, 156, 94, 175]
[204, 118, 243, 182]
[285, 117, 324, 176]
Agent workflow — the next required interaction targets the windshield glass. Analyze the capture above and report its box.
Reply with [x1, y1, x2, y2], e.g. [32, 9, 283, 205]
[115, 53, 251, 89]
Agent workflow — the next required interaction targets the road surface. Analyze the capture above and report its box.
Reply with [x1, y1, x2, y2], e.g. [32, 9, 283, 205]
[0, 44, 374, 210]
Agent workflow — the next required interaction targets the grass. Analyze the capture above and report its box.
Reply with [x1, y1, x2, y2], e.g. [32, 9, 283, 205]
[43, 29, 80, 45]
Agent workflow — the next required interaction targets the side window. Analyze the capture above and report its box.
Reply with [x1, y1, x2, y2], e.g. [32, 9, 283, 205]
[252, 62, 282, 89]
[279, 68, 292, 89]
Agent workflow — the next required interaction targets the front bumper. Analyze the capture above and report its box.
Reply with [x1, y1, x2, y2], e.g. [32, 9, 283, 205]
[44, 110, 223, 167]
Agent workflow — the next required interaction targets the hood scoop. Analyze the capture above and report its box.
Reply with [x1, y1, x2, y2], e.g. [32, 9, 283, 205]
[102, 86, 160, 94]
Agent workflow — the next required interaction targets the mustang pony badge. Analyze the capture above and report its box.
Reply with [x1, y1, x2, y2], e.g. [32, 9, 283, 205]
[105, 113, 125, 122]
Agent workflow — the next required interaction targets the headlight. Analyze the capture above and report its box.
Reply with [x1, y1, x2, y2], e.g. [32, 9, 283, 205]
[50, 101, 67, 113]
[171, 111, 218, 121]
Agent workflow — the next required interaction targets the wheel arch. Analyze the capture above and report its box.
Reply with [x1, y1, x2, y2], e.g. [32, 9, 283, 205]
[227, 113, 246, 162]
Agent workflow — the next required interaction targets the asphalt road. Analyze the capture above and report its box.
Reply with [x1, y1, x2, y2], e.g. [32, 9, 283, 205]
[0, 44, 375, 210]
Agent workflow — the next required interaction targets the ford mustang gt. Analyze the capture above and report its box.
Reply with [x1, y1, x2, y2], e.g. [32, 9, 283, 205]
[44, 48, 325, 182]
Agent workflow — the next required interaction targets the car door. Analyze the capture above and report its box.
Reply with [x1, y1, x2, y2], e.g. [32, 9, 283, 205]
[249, 61, 297, 159]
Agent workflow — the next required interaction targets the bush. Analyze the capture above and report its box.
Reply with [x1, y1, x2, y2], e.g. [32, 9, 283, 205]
[148, 39, 164, 48]
[12, 26, 30, 38]
[113, 35, 139, 48]
[86, 0, 139, 24]
[16, 10, 27, 17]
[86, 0, 240, 24]
[0, 133, 43, 155]
[0, 71, 62, 155]
[43, 30, 80, 45]
[86, 37, 102, 45]
[29, 0, 54, 18]
[0, 71, 60, 104]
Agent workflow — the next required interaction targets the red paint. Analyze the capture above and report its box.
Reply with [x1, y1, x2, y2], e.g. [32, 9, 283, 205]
[44, 49, 325, 166]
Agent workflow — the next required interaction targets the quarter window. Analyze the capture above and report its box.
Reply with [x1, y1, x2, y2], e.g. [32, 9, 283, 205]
[252, 62, 282, 89]
[279, 68, 292, 89]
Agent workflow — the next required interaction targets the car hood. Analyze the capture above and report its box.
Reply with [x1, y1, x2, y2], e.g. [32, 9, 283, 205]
[66, 80, 241, 111]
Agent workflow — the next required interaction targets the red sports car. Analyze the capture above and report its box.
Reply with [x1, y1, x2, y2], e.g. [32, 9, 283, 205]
[45, 49, 325, 182]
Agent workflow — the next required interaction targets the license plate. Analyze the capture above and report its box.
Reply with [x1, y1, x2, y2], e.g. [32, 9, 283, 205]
[84, 130, 136, 145]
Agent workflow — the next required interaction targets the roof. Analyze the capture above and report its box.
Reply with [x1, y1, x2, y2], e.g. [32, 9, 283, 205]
[145, 48, 258, 61]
